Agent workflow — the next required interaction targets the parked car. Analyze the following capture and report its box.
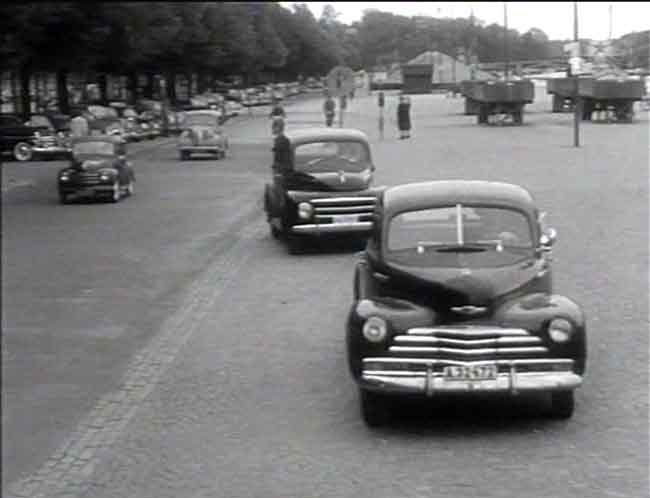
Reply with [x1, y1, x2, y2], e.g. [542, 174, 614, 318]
[58, 136, 135, 204]
[85, 105, 125, 137]
[224, 100, 242, 117]
[264, 128, 383, 254]
[346, 180, 586, 426]
[176, 110, 229, 160]
[0, 114, 51, 161]
[23, 113, 72, 160]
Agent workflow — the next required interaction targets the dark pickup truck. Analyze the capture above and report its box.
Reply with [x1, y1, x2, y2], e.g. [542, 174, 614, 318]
[1, 114, 52, 161]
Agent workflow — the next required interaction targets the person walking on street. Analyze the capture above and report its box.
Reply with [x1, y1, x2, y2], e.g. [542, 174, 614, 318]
[271, 118, 292, 176]
[323, 93, 336, 127]
[397, 95, 412, 139]
[269, 98, 286, 136]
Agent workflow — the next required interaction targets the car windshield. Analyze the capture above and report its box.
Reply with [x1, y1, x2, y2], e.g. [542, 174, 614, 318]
[294, 140, 370, 173]
[72, 141, 115, 156]
[387, 205, 534, 268]
[183, 114, 219, 127]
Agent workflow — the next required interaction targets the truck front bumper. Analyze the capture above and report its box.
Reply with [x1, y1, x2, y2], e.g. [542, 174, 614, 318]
[291, 221, 373, 235]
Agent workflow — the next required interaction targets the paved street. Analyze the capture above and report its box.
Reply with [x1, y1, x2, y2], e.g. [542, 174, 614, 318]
[2, 90, 648, 498]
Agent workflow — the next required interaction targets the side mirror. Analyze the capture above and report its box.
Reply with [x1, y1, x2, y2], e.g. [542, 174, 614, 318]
[540, 227, 557, 248]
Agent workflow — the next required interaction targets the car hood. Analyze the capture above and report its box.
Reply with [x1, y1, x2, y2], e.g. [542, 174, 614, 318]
[289, 170, 371, 192]
[70, 157, 115, 171]
[373, 255, 547, 308]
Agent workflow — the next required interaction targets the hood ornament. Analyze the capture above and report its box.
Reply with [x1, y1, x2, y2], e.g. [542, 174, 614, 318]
[451, 305, 488, 316]
[338, 170, 346, 183]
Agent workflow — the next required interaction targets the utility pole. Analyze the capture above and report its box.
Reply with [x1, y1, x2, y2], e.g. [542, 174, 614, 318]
[573, 1, 580, 147]
[503, 2, 509, 81]
[608, 4, 613, 40]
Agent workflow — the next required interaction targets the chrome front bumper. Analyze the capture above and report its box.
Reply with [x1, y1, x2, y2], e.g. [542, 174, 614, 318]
[291, 221, 373, 234]
[32, 146, 70, 154]
[361, 358, 583, 396]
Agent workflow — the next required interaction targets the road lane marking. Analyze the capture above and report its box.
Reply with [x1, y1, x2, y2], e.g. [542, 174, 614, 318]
[5, 205, 266, 498]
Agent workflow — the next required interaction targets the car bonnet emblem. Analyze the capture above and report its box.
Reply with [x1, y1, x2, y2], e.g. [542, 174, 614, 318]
[451, 305, 488, 316]
[338, 170, 346, 183]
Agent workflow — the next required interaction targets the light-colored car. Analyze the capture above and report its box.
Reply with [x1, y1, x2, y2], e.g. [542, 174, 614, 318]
[176, 110, 228, 161]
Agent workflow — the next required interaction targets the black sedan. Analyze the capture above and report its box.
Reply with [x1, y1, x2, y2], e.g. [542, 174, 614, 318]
[347, 180, 586, 426]
[58, 136, 135, 204]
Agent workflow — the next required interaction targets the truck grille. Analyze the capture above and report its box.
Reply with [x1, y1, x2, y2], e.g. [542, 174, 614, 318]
[76, 172, 101, 186]
[389, 326, 548, 361]
[311, 196, 376, 222]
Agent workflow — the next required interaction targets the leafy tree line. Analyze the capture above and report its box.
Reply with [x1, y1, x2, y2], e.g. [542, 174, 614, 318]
[1, 3, 645, 115]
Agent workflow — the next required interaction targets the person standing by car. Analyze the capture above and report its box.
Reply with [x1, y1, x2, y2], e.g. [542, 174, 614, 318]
[269, 98, 286, 136]
[70, 111, 89, 138]
[271, 118, 292, 176]
[323, 93, 336, 127]
[397, 94, 412, 139]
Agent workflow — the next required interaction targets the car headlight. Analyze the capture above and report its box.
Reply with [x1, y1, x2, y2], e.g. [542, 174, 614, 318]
[297, 202, 313, 220]
[548, 318, 573, 343]
[99, 171, 115, 181]
[362, 316, 387, 343]
[60, 174, 70, 181]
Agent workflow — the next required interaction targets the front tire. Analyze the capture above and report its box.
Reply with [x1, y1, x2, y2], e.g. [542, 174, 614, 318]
[59, 192, 70, 204]
[549, 391, 574, 419]
[14, 142, 33, 161]
[360, 389, 391, 427]
[180, 150, 190, 161]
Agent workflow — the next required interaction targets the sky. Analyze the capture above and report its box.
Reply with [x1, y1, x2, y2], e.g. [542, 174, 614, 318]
[282, 2, 650, 41]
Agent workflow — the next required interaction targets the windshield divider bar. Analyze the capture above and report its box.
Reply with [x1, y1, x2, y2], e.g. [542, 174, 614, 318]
[456, 203, 464, 245]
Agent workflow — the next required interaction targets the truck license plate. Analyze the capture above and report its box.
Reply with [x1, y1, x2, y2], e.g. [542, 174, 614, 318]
[443, 364, 498, 381]
[332, 214, 358, 224]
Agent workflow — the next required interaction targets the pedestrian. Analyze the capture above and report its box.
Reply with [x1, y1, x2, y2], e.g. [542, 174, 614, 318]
[271, 118, 292, 176]
[269, 98, 286, 135]
[271, 115, 284, 139]
[70, 111, 89, 138]
[397, 95, 411, 139]
[323, 93, 336, 127]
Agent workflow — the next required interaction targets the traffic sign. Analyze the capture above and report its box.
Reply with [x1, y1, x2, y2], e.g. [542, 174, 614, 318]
[326, 66, 355, 97]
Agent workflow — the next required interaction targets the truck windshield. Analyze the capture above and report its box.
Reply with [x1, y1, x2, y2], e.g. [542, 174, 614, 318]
[294, 141, 370, 173]
[387, 205, 534, 268]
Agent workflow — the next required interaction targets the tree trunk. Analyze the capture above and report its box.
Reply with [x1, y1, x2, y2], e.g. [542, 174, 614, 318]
[20, 65, 31, 120]
[166, 72, 177, 106]
[56, 69, 70, 114]
[144, 72, 154, 99]
[127, 72, 137, 105]
[97, 73, 108, 104]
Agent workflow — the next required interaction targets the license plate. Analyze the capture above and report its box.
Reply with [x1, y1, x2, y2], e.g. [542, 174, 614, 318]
[443, 364, 498, 381]
[332, 214, 358, 224]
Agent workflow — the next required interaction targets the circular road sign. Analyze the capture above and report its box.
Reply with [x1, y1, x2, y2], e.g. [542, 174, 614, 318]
[326, 66, 355, 97]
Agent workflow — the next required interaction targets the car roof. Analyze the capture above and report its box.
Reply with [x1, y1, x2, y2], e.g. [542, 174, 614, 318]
[382, 180, 537, 216]
[286, 128, 369, 146]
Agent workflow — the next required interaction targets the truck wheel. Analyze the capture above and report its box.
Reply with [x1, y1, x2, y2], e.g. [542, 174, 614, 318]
[13, 142, 33, 161]
[360, 389, 391, 427]
[286, 234, 303, 255]
[549, 391, 574, 419]
[180, 150, 190, 161]
[59, 192, 70, 204]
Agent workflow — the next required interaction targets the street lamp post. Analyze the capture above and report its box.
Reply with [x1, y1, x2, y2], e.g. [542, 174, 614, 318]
[573, 1, 580, 147]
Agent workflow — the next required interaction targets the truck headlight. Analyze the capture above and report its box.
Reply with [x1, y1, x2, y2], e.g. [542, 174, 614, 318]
[362, 316, 387, 343]
[297, 202, 313, 219]
[60, 174, 70, 182]
[548, 318, 573, 343]
[99, 171, 115, 181]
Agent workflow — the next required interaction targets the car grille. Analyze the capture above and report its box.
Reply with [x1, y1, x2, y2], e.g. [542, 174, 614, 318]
[311, 196, 377, 223]
[389, 326, 549, 362]
[75, 172, 101, 186]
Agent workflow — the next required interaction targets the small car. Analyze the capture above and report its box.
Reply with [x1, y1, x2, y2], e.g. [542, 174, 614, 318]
[0, 114, 51, 161]
[264, 128, 384, 254]
[58, 136, 135, 204]
[346, 180, 586, 426]
[25, 113, 72, 157]
[176, 110, 228, 160]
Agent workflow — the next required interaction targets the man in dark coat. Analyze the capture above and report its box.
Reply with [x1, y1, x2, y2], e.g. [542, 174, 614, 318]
[397, 95, 411, 139]
[271, 118, 292, 175]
